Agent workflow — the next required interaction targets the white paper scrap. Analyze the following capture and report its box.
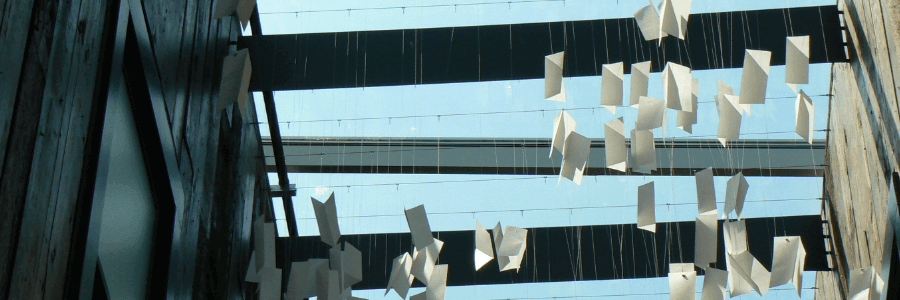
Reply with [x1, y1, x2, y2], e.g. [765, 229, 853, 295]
[545, 51, 566, 102]
[695, 167, 716, 215]
[635, 96, 665, 131]
[492, 222, 510, 272]
[631, 130, 657, 173]
[786, 36, 810, 85]
[550, 110, 577, 159]
[499, 226, 528, 272]
[254, 218, 265, 272]
[316, 267, 341, 300]
[796, 89, 815, 144]
[286, 259, 329, 299]
[723, 220, 748, 255]
[605, 117, 628, 172]
[659, 0, 680, 40]
[716, 94, 742, 147]
[217, 49, 252, 114]
[601, 62, 625, 114]
[677, 78, 699, 133]
[723, 172, 749, 219]
[312, 192, 341, 247]
[385, 253, 414, 299]
[700, 267, 728, 300]
[245, 251, 260, 283]
[260, 266, 283, 300]
[770, 236, 806, 297]
[668, 263, 697, 300]
[634, 1, 661, 41]
[412, 238, 444, 285]
[405, 205, 435, 249]
[474, 221, 495, 271]
[330, 242, 363, 289]
[739, 50, 772, 104]
[630, 61, 652, 106]
[638, 181, 656, 233]
[662, 62, 693, 112]
[695, 213, 718, 269]
[850, 266, 884, 300]
[559, 131, 591, 185]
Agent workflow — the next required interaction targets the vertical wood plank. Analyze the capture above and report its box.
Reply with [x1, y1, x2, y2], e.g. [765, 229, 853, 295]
[0, 0, 36, 177]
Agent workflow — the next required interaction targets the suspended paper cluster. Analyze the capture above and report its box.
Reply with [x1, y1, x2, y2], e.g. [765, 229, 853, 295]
[633, 0, 693, 43]
[386, 205, 449, 300]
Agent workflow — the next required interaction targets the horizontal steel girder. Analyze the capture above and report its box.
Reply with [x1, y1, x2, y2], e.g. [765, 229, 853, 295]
[264, 137, 825, 176]
[274, 215, 828, 289]
[239, 5, 846, 92]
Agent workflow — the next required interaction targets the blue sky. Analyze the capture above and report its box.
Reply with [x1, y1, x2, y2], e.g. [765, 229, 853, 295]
[249, 0, 834, 299]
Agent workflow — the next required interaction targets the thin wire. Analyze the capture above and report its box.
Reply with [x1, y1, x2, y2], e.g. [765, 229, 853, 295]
[259, 0, 566, 15]
[486, 287, 819, 299]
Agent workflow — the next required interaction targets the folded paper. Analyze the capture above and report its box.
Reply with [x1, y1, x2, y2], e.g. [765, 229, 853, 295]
[545, 51, 566, 102]
[410, 264, 449, 300]
[385, 253, 414, 298]
[668, 263, 697, 300]
[499, 226, 528, 272]
[245, 251, 260, 283]
[550, 110, 577, 159]
[796, 89, 815, 144]
[605, 117, 627, 172]
[287, 259, 329, 299]
[786, 36, 810, 85]
[716, 94, 742, 147]
[317, 267, 341, 300]
[634, 1, 661, 40]
[217, 49, 252, 114]
[260, 266, 283, 300]
[739, 50, 772, 104]
[254, 218, 266, 272]
[312, 193, 341, 247]
[723, 172, 749, 219]
[662, 62, 693, 112]
[849, 266, 885, 300]
[659, 0, 680, 40]
[474, 221, 495, 271]
[770, 236, 806, 297]
[701, 267, 728, 300]
[635, 96, 665, 131]
[559, 131, 591, 185]
[631, 130, 657, 173]
[723, 220, 749, 255]
[717, 80, 750, 115]
[630, 61, 652, 106]
[601, 62, 625, 114]
[677, 79, 699, 133]
[492, 222, 510, 272]
[412, 238, 444, 285]
[695, 213, 718, 269]
[695, 167, 716, 215]
[330, 242, 363, 290]
[213, 0, 256, 30]
[406, 205, 435, 249]
[638, 182, 656, 233]
[726, 251, 770, 296]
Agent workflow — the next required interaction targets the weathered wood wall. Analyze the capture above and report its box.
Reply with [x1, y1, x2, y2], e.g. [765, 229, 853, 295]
[0, 0, 269, 298]
[817, 0, 900, 298]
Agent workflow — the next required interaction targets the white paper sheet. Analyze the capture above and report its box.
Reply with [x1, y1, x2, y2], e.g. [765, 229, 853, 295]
[492, 222, 510, 272]
[700, 267, 728, 300]
[630, 61, 652, 106]
[726, 251, 769, 296]
[423, 264, 449, 300]
[638, 181, 657, 233]
[723, 172, 749, 219]
[659, 0, 680, 40]
[312, 193, 341, 247]
[559, 131, 591, 185]
[739, 50, 772, 104]
[262, 222, 277, 268]
[550, 110, 577, 159]
[605, 117, 628, 172]
[385, 253, 414, 299]
[287, 259, 329, 299]
[316, 268, 341, 300]
[677, 78, 699, 133]
[330, 242, 363, 290]
[499, 226, 528, 272]
[786, 36, 810, 85]
[716, 94, 742, 147]
[770, 236, 806, 297]
[668, 263, 697, 300]
[695, 167, 716, 215]
[602, 62, 625, 114]
[717, 80, 750, 115]
[631, 130, 657, 173]
[695, 213, 718, 269]
[796, 89, 815, 144]
[545, 51, 566, 102]
[245, 251, 260, 283]
[474, 221, 495, 271]
[406, 205, 435, 249]
[634, 1, 661, 40]
[254, 218, 265, 272]
[213, 0, 256, 33]
[723, 220, 748, 255]
[217, 49, 252, 115]
[635, 96, 665, 131]
[662, 62, 692, 112]
[850, 266, 885, 300]
[412, 238, 444, 285]
[674, 0, 692, 38]
[260, 266, 283, 300]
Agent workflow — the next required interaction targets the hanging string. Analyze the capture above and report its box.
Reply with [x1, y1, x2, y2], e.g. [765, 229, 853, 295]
[259, 0, 566, 15]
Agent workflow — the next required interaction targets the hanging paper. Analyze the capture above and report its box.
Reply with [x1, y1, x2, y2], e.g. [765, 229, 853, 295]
[677, 78, 699, 133]
[631, 130, 657, 173]
[723, 172, 749, 219]
[405, 204, 435, 249]
[312, 192, 342, 247]
[662, 62, 693, 112]
[545, 51, 566, 102]
[716, 94, 742, 147]
[601, 62, 625, 114]
[700, 267, 728, 300]
[695, 213, 718, 269]
[796, 89, 815, 144]
[695, 167, 716, 215]
[739, 50, 772, 105]
[668, 263, 697, 300]
[286, 259, 329, 299]
[635, 96, 665, 131]
[638, 181, 657, 233]
[605, 117, 628, 172]
[559, 131, 591, 185]
[634, 1, 662, 40]
[770, 236, 807, 297]
[550, 110, 577, 159]
[474, 221, 495, 271]
[630, 61, 652, 106]
[786, 36, 810, 86]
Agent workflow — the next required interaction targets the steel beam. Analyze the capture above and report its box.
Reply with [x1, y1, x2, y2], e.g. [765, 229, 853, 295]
[264, 137, 825, 177]
[239, 5, 846, 92]
[276, 215, 828, 289]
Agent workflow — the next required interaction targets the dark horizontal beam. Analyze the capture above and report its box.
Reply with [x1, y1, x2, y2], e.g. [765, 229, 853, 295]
[240, 5, 846, 92]
[276, 215, 828, 289]
[269, 184, 296, 197]
[263, 137, 825, 177]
